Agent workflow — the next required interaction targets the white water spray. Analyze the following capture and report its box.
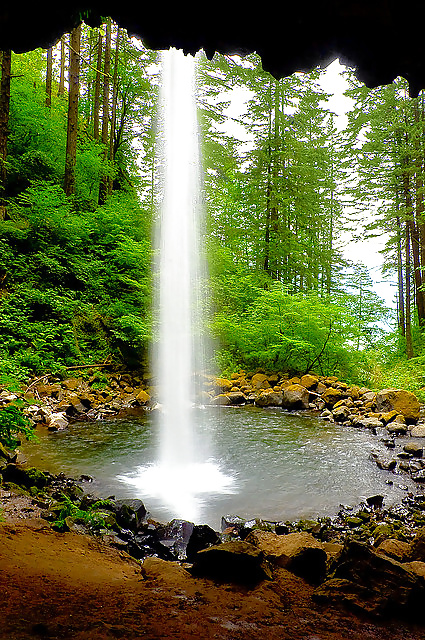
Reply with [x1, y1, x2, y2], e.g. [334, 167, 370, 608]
[118, 49, 234, 523]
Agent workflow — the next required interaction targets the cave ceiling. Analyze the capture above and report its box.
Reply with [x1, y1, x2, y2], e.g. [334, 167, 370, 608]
[1, 2, 424, 96]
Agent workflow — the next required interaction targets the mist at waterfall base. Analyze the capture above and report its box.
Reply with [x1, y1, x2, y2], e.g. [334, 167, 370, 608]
[118, 49, 235, 522]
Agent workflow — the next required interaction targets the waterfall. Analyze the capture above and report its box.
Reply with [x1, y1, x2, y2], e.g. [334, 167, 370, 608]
[157, 48, 201, 471]
[118, 49, 234, 523]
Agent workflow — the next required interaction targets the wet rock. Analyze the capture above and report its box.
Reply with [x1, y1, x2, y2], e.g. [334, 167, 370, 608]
[191, 541, 273, 584]
[282, 384, 310, 410]
[112, 498, 147, 532]
[380, 410, 399, 425]
[135, 389, 150, 405]
[411, 424, 425, 438]
[315, 539, 425, 618]
[332, 405, 351, 422]
[255, 390, 283, 407]
[403, 442, 423, 457]
[46, 412, 69, 431]
[372, 455, 397, 471]
[366, 495, 384, 509]
[245, 530, 327, 584]
[2, 464, 47, 489]
[376, 538, 411, 562]
[221, 514, 246, 536]
[158, 519, 195, 560]
[225, 391, 247, 405]
[186, 524, 221, 561]
[387, 422, 408, 435]
[210, 394, 232, 406]
[320, 408, 333, 421]
[373, 389, 420, 424]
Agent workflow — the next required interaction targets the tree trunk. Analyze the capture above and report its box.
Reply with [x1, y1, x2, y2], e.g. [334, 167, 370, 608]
[405, 220, 414, 359]
[98, 18, 111, 205]
[58, 35, 66, 96]
[92, 29, 102, 140]
[0, 49, 11, 218]
[108, 26, 120, 195]
[45, 46, 53, 107]
[64, 25, 81, 197]
[396, 213, 406, 337]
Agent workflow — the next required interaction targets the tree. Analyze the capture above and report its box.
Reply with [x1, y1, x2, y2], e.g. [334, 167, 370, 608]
[64, 24, 81, 196]
[0, 49, 11, 218]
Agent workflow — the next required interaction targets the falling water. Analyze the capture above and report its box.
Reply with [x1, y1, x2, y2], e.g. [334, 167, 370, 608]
[118, 49, 234, 522]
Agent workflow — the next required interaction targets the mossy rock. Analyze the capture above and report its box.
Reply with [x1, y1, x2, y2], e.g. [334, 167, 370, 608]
[2, 464, 47, 489]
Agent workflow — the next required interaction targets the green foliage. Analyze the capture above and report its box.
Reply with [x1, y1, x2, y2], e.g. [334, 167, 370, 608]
[0, 405, 36, 449]
[53, 494, 113, 532]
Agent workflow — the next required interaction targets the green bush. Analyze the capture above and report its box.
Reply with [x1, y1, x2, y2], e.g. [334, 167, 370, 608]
[0, 405, 35, 449]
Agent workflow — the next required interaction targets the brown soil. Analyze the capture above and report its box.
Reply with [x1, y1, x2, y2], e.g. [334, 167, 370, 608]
[1, 491, 425, 640]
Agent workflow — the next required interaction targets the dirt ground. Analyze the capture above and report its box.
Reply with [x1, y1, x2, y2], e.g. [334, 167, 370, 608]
[1, 491, 425, 640]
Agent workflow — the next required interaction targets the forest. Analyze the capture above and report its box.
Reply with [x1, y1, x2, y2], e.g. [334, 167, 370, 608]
[1, 19, 425, 396]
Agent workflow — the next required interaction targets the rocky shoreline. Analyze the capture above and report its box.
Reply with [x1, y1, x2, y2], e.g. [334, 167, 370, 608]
[2, 368, 425, 619]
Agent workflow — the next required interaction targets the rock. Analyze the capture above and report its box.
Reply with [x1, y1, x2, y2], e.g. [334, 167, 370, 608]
[408, 526, 425, 561]
[352, 416, 382, 430]
[112, 499, 147, 532]
[373, 456, 397, 471]
[366, 495, 384, 509]
[211, 394, 233, 406]
[387, 422, 408, 435]
[142, 556, 191, 582]
[321, 387, 344, 407]
[158, 519, 195, 560]
[380, 410, 399, 425]
[214, 378, 234, 393]
[221, 515, 246, 535]
[228, 391, 248, 405]
[46, 412, 69, 431]
[300, 374, 318, 389]
[373, 389, 420, 424]
[282, 384, 310, 410]
[376, 538, 411, 562]
[403, 561, 425, 578]
[250, 373, 271, 390]
[255, 390, 283, 407]
[186, 524, 221, 561]
[135, 389, 150, 405]
[2, 464, 47, 489]
[315, 539, 425, 618]
[411, 424, 425, 438]
[403, 442, 423, 457]
[332, 405, 351, 422]
[191, 541, 273, 584]
[245, 530, 327, 584]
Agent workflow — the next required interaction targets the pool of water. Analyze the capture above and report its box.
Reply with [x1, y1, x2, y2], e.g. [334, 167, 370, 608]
[21, 405, 415, 529]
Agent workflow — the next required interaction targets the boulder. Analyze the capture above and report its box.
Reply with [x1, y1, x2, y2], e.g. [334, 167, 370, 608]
[191, 541, 273, 584]
[210, 394, 232, 406]
[314, 539, 425, 618]
[282, 384, 310, 410]
[332, 405, 351, 422]
[225, 391, 247, 405]
[403, 442, 423, 457]
[403, 561, 425, 578]
[411, 424, 425, 438]
[373, 389, 420, 424]
[186, 524, 221, 561]
[250, 373, 270, 390]
[255, 390, 283, 407]
[321, 387, 344, 407]
[135, 389, 150, 405]
[376, 538, 411, 562]
[408, 527, 425, 562]
[214, 378, 234, 393]
[246, 530, 327, 584]
[300, 374, 318, 390]
[46, 412, 69, 431]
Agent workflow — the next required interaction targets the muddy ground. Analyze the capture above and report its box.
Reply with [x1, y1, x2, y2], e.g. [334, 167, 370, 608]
[1, 490, 425, 640]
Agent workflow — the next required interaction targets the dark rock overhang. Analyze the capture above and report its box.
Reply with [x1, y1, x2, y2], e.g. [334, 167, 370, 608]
[1, 2, 425, 96]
